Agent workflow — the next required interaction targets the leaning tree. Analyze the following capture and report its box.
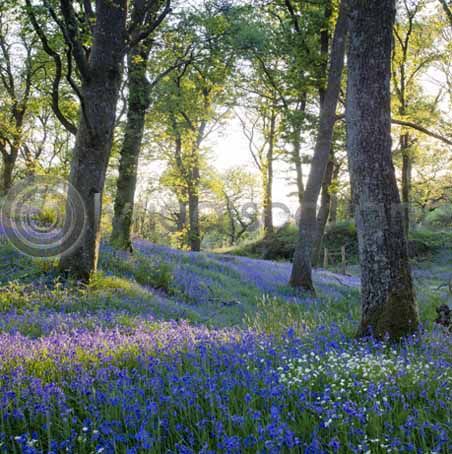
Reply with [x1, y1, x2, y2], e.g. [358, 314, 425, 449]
[289, 0, 348, 292]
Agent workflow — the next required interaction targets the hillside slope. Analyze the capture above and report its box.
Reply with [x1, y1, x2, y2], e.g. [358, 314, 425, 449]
[0, 234, 451, 452]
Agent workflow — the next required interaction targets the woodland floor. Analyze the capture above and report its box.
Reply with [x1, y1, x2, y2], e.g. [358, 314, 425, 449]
[0, 231, 450, 452]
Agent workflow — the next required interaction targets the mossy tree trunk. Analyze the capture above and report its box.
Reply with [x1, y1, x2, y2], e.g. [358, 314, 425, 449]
[1, 151, 15, 195]
[111, 45, 151, 250]
[347, 0, 419, 339]
[111, 0, 171, 251]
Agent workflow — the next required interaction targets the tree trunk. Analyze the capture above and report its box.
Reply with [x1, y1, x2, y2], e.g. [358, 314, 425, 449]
[111, 46, 151, 250]
[172, 125, 188, 236]
[262, 167, 273, 237]
[318, 0, 332, 105]
[292, 126, 304, 209]
[186, 113, 207, 252]
[329, 192, 337, 224]
[347, 182, 355, 220]
[1, 152, 15, 195]
[312, 157, 335, 265]
[59, 0, 127, 280]
[347, 0, 418, 339]
[224, 192, 236, 246]
[188, 161, 201, 251]
[289, 0, 348, 291]
[177, 200, 187, 232]
[292, 95, 307, 209]
[400, 133, 412, 234]
[263, 110, 276, 237]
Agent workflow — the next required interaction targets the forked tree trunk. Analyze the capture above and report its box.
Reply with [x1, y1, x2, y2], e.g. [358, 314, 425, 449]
[289, 0, 348, 291]
[59, 0, 127, 280]
[111, 46, 151, 250]
[347, 0, 418, 339]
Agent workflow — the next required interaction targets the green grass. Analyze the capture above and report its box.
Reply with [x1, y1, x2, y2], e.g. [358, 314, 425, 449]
[0, 232, 450, 338]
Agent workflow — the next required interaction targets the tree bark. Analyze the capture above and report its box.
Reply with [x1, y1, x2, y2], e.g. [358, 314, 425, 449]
[224, 192, 236, 246]
[177, 200, 187, 232]
[1, 152, 15, 195]
[312, 156, 335, 265]
[172, 122, 188, 235]
[329, 191, 338, 224]
[347, 0, 418, 339]
[347, 182, 355, 220]
[400, 133, 412, 234]
[188, 159, 201, 251]
[59, 0, 127, 280]
[263, 109, 276, 237]
[318, 0, 332, 105]
[292, 123, 304, 209]
[289, 0, 348, 291]
[111, 45, 151, 250]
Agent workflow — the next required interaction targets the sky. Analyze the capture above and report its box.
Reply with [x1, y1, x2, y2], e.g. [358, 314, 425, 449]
[205, 115, 302, 225]
[204, 63, 450, 227]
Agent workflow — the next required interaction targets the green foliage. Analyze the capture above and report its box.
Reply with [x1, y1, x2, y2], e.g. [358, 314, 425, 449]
[99, 251, 174, 295]
[410, 228, 452, 251]
[323, 221, 358, 259]
[228, 221, 359, 262]
[227, 223, 298, 260]
[32, 205, 58, 226]
[135, 258, 174, 292]
[228, 223, 451, 266]
[424, 205, 452, 228]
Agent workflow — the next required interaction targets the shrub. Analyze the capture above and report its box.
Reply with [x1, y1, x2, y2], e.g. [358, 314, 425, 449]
[100, 247, 174, 294]
[229, 222, 359, 262]
[323, 221, 358, 260]
[424, 205, 452, 228]
[134, 257, 174, 292]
